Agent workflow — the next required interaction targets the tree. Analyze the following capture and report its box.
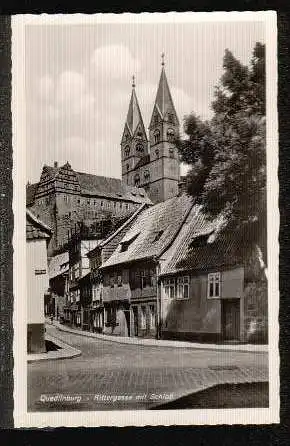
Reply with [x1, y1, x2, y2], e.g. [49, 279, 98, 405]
[177, 42, 267, 269]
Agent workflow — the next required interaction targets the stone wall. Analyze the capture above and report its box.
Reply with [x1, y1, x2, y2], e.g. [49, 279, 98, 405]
[243, 280, 268, 343]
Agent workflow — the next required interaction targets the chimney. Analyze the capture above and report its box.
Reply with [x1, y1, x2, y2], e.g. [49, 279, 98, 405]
[54, 161, 58, 168]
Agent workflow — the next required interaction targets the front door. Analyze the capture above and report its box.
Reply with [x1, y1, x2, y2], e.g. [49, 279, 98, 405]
[222, 299, 240, 341]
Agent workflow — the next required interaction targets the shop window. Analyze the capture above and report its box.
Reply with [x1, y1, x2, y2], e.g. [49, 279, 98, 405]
[163, 278, 175, 299]
[208, 272, 221, 298]
[177, 276, 189, 299]
[140, 306, 146, 330]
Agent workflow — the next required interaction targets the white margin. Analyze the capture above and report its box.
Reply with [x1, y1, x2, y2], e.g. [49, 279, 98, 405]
[12, 11, 279, 427]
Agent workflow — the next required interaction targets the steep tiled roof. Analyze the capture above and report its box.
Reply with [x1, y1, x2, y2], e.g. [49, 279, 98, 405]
[150, 66, 179, 126]
[160, 207, 241, 276]
[101, 194, 194, 269]
[76, 172, 151, 203]
[48, 252, 69, 279]
[26, 183, 38, 206]
[125, 87, 147, 139]
[26, 209, 52, 240]
[27, 164, 152, 205]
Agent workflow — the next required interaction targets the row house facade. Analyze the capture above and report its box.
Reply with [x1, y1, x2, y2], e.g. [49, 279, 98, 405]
[59, 192, 267, 344]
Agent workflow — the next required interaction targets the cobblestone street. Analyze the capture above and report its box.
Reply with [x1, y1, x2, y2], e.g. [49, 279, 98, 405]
[28, 325, 269, 411]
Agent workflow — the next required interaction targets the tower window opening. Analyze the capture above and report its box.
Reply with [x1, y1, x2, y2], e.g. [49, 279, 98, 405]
[125, 146, 130, 157]
[167, 129, 175, 142]
[169, 148, 175, 158]
[134, 174, 140, 187]
[144, 170, 150, 181]
[154, 129, 160, 144]
[137, 131, 143, 139]
[155, 149, 160, 158]
[168, 113, 174, 124]
[136, 143, 144, 152]
[154, 114, 159, 125]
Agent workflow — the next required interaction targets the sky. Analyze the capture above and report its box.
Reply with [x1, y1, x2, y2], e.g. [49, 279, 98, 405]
[24, 18, 265, 183]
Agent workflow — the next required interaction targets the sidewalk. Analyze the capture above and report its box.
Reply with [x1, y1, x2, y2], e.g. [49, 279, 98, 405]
[27, 333, 81, 363]
[53, 321, 268, 353]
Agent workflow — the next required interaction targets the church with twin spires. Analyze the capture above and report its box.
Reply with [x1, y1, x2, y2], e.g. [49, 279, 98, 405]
[121, 55, 180, 204]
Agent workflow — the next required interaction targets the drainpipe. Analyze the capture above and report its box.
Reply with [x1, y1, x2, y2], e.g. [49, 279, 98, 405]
[154, 256, 161, 340]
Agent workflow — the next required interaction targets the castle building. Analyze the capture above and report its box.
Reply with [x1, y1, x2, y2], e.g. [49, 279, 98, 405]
[26, 162, 151, 257]
[121, 57, 180, 204]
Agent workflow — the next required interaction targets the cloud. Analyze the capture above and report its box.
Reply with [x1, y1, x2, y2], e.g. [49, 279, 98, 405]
[90, 45, 141, 80]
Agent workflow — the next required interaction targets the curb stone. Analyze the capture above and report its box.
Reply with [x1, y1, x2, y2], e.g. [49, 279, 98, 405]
[52, 321, 268, 353]
[27, 333, 82, 363]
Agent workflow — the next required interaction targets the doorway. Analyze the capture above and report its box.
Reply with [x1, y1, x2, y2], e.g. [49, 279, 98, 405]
[222, 299, 240, 341]
[132, 306, 138, 337]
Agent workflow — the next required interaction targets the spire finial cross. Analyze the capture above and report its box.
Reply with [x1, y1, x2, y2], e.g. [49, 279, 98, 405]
[132, 75, 135, 88]
[161, 52, 165, 66]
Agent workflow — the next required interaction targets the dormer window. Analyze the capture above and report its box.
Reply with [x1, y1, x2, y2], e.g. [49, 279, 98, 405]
[153, 230, 164, 243]
[154, 129, 160, 144]
[124, 146, 130, 157]
[189, 231, 214, 249]
[120, 232, 140, 252]
[167, 129, 175, 142]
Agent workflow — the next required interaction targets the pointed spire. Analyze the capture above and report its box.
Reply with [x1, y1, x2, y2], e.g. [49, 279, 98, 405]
[124, 77, 147, 138]
[151, 55, 179, 123]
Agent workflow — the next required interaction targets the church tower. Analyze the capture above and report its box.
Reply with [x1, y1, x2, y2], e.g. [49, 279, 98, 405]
[148, 54, 180, 203]
[121, 76, 148, 186]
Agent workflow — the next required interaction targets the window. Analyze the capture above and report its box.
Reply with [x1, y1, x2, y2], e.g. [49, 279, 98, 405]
[153, 230, 164, 243]
[124, 145, 130, 157]
[189, 231, 214, 249]
[110, 275, 115, 288]
[167, 129, 175, 142]
[136, 143, 144, 152]
[154, 129, 160, 144]
[134, 174, 140, 187]
[144, 170, 150, 181]
[137, 131, 143, 138]
[126, 164, 129, 171]
[163, 278, 175, 299]
[208, 272, 221, 298]
[140, 306, 146, 330]
[169, 148, 174, 158]
[149, 305, 155, 329]
[154, 114, 159, 125]
[117, 274, 122, 287]
[120, 232, 140, 252]
[140, 269, 153, 289]
[177, 276, 189, 299]
[168, 113, 174, 124]
[155, 149, 160, 158]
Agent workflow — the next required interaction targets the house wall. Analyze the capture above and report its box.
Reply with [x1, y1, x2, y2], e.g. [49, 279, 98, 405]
[161, 267, 244, 342]
[26, 239, 49, 353]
